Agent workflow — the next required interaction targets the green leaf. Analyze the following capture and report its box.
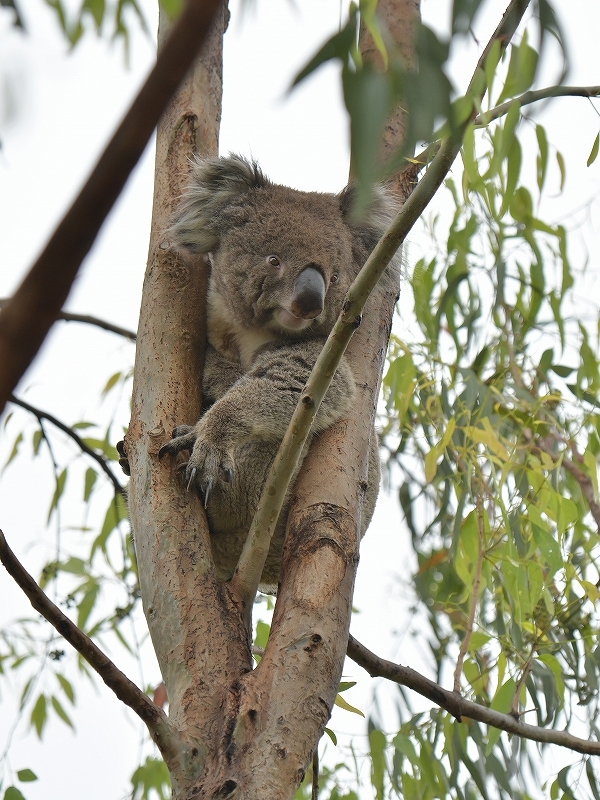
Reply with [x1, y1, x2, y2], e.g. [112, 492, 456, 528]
[4, 788, 26, 800]
[368, 728, 386, 800]
[343, 62, 391, 206]
[51, 695, 74, 728]
[337, 681, 357, 693]
[56, 673, 75, 704]
[102, 371, 122, 396]
[254, 619, 270, 651]
[92, 493, 128, 556]
[130, 757, 171, 800]
[324, 727, 337, 745]
[16, 770, 37, 783]
[30, 694, 47, 739]
[334, 693, 365, 717]
[3, 431, 23, 471]
[84, 467, 97, 502]
[536, 124, 549, 191]
[47, 468, 68, 523]
[556, 149, 566, 191]
[32, 429, 43, 456]
[587, 132, 600, 167]
[81, 0, 104, 29]
[292, 13, 357, 88]
[359, 0, 387, 67]
[497, 33, 539, 103]
[77, 583, 100, 631]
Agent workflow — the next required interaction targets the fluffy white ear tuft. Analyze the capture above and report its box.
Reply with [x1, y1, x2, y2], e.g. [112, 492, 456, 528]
[170, 154, 269, 253]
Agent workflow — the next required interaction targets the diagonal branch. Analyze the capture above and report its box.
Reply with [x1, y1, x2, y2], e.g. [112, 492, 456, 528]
[0, 299, 136, 341]
[0, 528, 179, 760]
[347, 634, 600, 757]
[231, 0, 533, 611]
[9, 395, 125, 498]
[0, 0, 222, 416]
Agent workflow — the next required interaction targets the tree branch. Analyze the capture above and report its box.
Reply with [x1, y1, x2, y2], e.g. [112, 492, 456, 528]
[475, 85, 600, 126]
[231, 0, 533, 611]
[347, 634, 600, 757]
[0, 0, 222, 415]
[8, 395, 126, 498]
[0, 528, 179, 760]
[0, 300, 136, 340]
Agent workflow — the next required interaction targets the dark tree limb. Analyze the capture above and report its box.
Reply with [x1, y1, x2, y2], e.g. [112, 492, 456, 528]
[347, 635, 600, 757]
[0, 0, 222, 415]
[0, 528, 180, 761]
[0, 300, 136, 341]
[9, 395, 125, 497]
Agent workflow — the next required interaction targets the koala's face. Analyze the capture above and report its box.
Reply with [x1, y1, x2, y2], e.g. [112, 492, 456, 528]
[210, 185, 357, 339]
[170, 155, 397, 350]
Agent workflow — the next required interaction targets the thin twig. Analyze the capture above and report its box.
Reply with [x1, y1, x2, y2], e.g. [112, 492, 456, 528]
[231, 0, 534, 612]
[0, 0, 222, 415]
[312, 748, 319, 800]
[346, 634, 600, 756]
[9, 395, 125, 498]
[0, 528, 178, 760]
[453, 492, 486, 692]
[511, 655, 533, 717]
[474, 85, 600, 126]
[0, 300, 136, 340]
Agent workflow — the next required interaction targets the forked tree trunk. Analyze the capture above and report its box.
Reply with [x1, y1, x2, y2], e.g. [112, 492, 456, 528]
[126, 2, 419, 797]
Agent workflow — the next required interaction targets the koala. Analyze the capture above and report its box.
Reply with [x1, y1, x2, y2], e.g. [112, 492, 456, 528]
[159, 155, 399, 593]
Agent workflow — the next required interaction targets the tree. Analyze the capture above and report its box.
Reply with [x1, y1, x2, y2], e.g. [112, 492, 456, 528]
[1, 0, 600, 798]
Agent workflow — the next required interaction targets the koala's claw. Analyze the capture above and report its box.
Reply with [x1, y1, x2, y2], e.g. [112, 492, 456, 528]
[158, 425, 197, 461]
[186, 467, 198, 492]
[199, 478, 213, 508]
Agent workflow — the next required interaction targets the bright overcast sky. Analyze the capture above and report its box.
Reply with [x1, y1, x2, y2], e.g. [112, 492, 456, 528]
[0, 1, 599, 798]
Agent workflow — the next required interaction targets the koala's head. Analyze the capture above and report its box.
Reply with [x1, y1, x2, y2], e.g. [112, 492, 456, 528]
[170, 154, 397, 340]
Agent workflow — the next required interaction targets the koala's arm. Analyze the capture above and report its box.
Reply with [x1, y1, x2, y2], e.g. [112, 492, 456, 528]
[202, 344, 244, 406]
[212, 339, 355, 441]
[159, 339, 355, 491]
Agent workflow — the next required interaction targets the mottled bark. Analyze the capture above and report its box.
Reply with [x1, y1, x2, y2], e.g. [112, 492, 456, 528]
[126, 5, 253, 796]
[361, 0, 421, 198]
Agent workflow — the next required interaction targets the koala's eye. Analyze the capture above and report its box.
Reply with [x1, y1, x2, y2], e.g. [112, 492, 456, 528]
[266, 255, 281, 269]
[330, 273, 339, 284]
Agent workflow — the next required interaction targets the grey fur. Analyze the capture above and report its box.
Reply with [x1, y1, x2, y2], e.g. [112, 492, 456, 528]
[161, 155, 400, 593]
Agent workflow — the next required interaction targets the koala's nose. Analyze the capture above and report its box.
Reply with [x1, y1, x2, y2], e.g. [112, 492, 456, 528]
[290, 266, 325, 319]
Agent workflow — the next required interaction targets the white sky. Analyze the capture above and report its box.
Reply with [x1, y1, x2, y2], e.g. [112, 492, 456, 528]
[0, 0, 599, 798]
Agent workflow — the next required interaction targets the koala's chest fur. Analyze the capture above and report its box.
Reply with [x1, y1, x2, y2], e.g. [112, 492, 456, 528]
[207, 289, 276, 370]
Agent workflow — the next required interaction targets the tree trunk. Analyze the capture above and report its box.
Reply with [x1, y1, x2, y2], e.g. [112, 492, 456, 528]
[127, 2, 420, 797]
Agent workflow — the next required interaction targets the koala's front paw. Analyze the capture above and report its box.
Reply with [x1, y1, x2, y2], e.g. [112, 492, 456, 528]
[185, 433, 234, 507]
[158, 424, 234, 507]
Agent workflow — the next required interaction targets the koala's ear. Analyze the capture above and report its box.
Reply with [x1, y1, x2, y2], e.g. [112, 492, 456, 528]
[338, 184, 399, 253]
[170, 154, 269, 253]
